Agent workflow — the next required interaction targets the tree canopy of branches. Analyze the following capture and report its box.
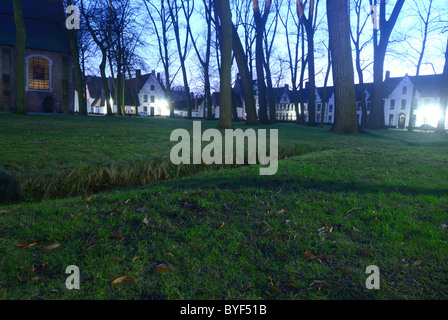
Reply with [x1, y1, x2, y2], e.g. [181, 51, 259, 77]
[368, 0, 405, 129]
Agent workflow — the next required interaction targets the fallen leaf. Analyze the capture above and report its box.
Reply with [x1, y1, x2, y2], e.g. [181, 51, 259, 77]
[111, 276, 135, 285]
[304, 251, 317, 259]
[143, 215, 151, 225]
[164, 253, 174, 258]
[334, 267, 350, 275]
[278, 209, 287, 214]
[135, 207, 148, 212]
[218, 222, 225, 229]
[132, 256, 140, 263]
[287, 282, 300, 289]
[156, 263, 175, 273]
[41, 243, 60, 253]
[0, 209, 14, 214]
[272, 286, 284, 295]
[265, 290, 272, 297]
[31, 276, 41, 282]
[109, 232, 123, 240]
[15, 242, 31, 248]
[124, 199, 131, 204]
[356, 248, 373, 258]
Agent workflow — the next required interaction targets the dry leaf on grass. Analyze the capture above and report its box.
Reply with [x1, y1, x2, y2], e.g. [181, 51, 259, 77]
[111, 276, 135, 285]
[41, 243, 60, 252]
[109, 232, 123, 240]
[356, 248, 373, 258]
[156, 264, 175, 273]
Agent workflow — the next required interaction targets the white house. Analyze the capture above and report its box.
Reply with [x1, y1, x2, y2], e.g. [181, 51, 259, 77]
[382, 74, 447, 129]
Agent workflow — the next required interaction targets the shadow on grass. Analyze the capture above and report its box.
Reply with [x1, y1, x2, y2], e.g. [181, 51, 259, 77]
[167, 174, 448, 198]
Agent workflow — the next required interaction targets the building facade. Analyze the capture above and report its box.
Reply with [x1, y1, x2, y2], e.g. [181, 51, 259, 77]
[0, 0, 74, 113]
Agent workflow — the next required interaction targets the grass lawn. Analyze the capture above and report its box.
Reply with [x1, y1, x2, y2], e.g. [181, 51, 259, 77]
[0, 114, 448, 300]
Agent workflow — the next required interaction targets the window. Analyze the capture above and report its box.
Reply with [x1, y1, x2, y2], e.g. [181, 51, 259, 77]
[402, 86, 407, 95]
[27, 56, 50, 91]
[388, 114, 394, 125]
[144, 95, 148, 102]
[144, 106, 148, 112]
[151, 85, 155, 91]
[424, 98, 430, 106]
[329, 105, 333, 112]
[328, 115, 332, 122]
[317, 104, 321, 111]
[150, 96, 155, 103]
[390, 99, 395, 110]
[401, 99, 406, 109]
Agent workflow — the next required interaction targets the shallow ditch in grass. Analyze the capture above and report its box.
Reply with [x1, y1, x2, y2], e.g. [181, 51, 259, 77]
[2, 143, 324, 203]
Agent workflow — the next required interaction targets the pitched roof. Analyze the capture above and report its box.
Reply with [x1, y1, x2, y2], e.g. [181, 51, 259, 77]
[0, 0, 71, 53]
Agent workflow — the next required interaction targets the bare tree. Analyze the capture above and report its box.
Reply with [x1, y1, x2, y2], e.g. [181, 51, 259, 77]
[253, 0, 272, 124]
[188, 0, 213, 120]
[144, 0, 175, 118]
[168, 0, 194, 119]
[436, 37, 448, 133]
[81, 0, 114, 115]
[297, 0, 320, 126]
[263, 0, 280, 123]
[350, 0, 372, 128]
[214, 0, 233, 129]
[407, 0, 435, 131]
[368, 0, 405, 129]
[320, 42, 331, 128]
[328, 0, 359, 134]
[279, 0, 301, 124]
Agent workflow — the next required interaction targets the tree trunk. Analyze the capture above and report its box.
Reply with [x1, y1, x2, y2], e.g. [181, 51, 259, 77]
[436, 38, 448, 133]
[12, 0, 27, 115]
[216, 0, 233, 129]
[305, 25, 316, 126]
[320, 46, 331, 128]
[99, 53, 113, 115]
[327, 0, 358, 134]
[67, 0, 86, 116]
[255, 28, 268, 124]
[231, 25, 258, 125]
[368, 0, 405, 129]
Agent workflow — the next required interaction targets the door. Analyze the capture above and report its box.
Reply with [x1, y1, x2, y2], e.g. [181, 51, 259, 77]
[398, 113, 406, 129]
[43, 96, 54, 113]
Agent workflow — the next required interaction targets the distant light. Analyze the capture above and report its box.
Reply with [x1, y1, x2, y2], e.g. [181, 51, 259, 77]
[417, 105, 441, 127]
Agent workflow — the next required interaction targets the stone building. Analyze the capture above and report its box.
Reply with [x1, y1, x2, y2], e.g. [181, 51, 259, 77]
[0, 0, 74, 113]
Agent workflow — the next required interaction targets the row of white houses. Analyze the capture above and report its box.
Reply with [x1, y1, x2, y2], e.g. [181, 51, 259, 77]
[75, 71, 447, 129]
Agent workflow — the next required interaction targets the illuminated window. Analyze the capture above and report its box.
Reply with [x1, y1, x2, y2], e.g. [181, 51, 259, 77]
[28, 56, 50, 91]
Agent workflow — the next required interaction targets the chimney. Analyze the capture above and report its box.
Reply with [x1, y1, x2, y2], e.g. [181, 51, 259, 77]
[136, 69, 141, 78]
[284, 84, 289, 91]
[385, 71, 390, 81]
[157, 72, 160, 82]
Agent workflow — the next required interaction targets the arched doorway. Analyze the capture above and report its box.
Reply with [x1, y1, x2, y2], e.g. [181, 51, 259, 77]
[43, 96, 54, 113]
[398, 113, 406, 129]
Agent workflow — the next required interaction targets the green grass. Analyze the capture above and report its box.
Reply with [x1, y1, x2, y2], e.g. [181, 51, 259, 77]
[1, 114, 448, 300]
